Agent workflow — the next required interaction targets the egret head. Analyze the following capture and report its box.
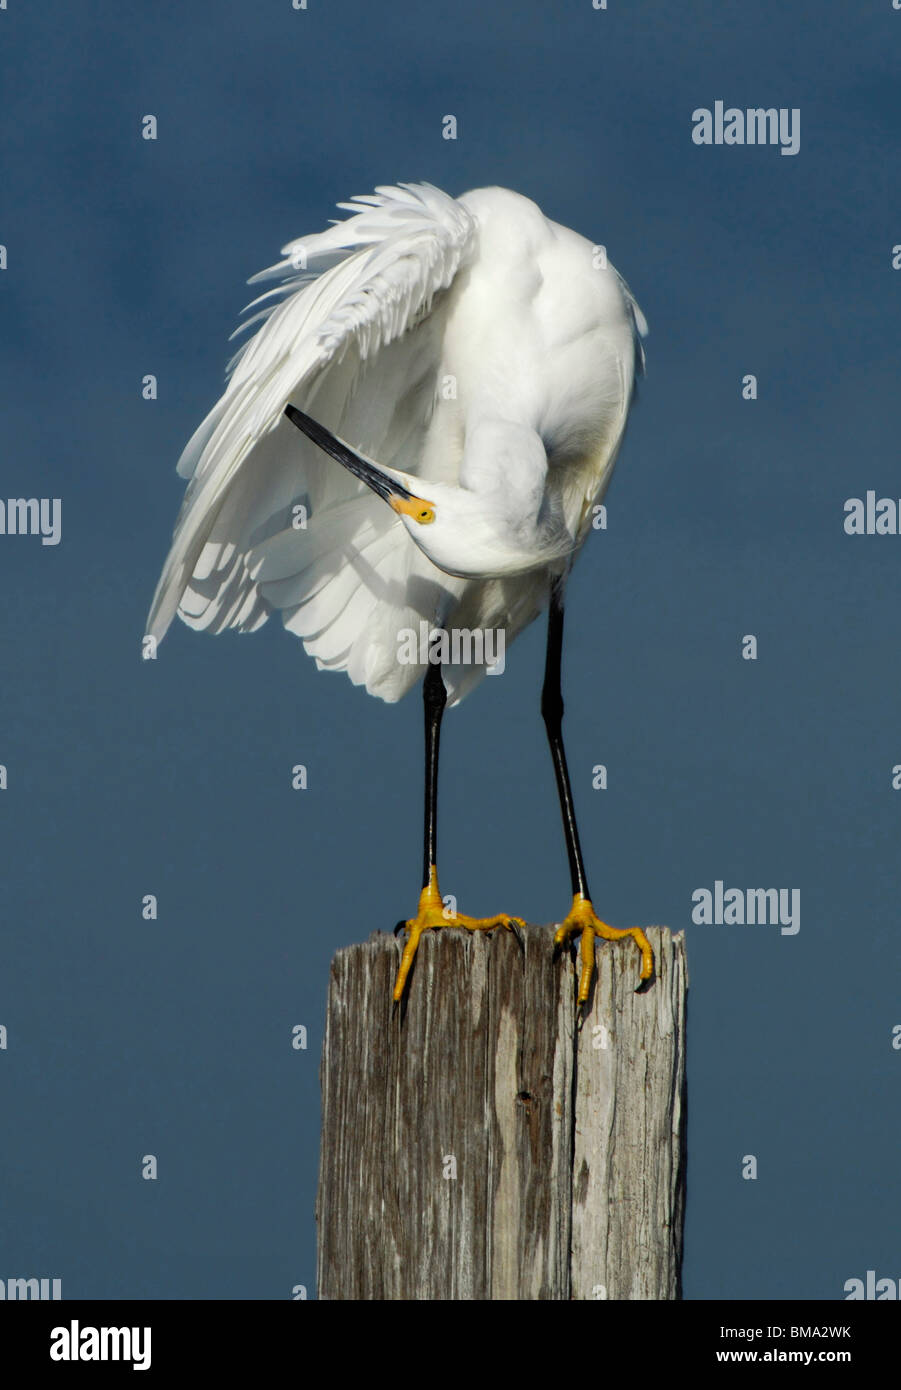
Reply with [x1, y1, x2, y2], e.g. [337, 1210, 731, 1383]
[284, 403, 568, 580]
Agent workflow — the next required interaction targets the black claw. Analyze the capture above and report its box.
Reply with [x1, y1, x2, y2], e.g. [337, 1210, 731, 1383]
[393, 920, 407, 938]
[508, 921, 524, 950]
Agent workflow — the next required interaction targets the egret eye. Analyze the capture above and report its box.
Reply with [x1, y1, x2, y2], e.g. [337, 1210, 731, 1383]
[387, 493, 435, 524]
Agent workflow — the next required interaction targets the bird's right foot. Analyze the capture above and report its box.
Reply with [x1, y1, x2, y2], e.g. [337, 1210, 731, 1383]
[392, 867, 524, 1002]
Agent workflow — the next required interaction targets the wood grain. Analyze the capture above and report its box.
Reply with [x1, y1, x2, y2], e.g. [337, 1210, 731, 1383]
[317, 923, 686, 1300]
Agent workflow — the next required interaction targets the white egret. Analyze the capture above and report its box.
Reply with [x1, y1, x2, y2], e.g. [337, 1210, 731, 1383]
[146, 182, 653, 1006]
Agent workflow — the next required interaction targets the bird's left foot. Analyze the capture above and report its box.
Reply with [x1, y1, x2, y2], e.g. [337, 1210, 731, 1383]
[554, 895, 654, 1005]
[393, 868, 524, 1002]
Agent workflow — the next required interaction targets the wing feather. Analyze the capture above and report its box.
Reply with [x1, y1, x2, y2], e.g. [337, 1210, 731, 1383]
[145, 183, 476, 653]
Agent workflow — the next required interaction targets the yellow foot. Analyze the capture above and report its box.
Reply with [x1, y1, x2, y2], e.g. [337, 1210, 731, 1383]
[553, 895, 654, 1006]
[393, 867, 524, 1002]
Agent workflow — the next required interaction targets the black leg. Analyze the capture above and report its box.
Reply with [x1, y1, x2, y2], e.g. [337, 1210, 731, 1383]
[392, 647, 532, 1003]
[541, 580, 590, 901]
[422, 656, 447, 889]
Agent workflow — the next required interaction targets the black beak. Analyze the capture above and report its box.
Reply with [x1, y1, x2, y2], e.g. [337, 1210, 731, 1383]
[284, 405, 417, 507]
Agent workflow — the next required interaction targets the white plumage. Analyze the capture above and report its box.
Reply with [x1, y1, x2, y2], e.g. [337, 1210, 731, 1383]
[146, 182, 647, 704]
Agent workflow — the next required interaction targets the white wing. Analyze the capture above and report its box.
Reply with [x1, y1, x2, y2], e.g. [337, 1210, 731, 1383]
[145, 182, 476, 700]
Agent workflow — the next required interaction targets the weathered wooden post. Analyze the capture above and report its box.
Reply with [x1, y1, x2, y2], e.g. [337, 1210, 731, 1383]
[317, 923, 686, 1300]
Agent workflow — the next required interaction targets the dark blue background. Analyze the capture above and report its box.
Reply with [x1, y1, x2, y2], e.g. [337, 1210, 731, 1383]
[1, 0, 898, 1299]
